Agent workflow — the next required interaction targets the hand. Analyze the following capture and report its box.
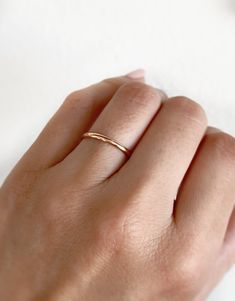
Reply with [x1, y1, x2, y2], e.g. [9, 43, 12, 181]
[1, 71, 235, 301]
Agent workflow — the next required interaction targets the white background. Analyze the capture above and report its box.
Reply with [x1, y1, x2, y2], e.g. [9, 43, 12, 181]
[0, 0, 235, 299]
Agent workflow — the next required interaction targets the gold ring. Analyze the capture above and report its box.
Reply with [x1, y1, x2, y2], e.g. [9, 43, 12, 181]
[82, 132, 131, 157]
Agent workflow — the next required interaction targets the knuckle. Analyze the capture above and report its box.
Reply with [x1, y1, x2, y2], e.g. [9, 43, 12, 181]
[169, 96, 207, 125]
[166, 250, 202, 297]
[206, 131, 235, 162]
[101, 78, 124, 89]
[118, 82, 161, 106]
[162, 236, 204, 297]
[64, 90, 82, 104]
[63, 89, 90, 109]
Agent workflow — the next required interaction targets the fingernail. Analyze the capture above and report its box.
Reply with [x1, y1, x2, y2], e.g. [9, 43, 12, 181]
[126, 69, 145, 79]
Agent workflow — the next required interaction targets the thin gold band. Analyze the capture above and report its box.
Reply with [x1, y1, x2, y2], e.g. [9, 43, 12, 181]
[82, 132, 131, 157]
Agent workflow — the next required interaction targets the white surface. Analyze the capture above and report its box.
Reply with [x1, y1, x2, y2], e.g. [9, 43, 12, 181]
[0, 0, 235, 299]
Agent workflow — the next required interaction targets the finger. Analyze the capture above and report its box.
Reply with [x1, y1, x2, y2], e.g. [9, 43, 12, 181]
[201, 211, 235, 301]
[175, 128, 235, 247]
[62, 82, 165, 183]
[221, 207, 235, 266]
[198, 217, 235, 301]
[16, 72, 145, 171]
[116, 97, 207, 221]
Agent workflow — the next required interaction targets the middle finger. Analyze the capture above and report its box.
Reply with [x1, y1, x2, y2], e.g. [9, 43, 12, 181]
[116, 97, 207, 219]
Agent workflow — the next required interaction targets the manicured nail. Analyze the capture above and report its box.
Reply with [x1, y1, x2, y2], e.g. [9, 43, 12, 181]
[126, 69, 145, 79]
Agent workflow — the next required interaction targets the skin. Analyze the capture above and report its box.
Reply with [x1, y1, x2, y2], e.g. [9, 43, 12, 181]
[0, 73, 235, 301]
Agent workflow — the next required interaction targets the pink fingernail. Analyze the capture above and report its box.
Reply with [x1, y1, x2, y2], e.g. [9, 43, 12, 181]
[126, 69, 146, 79]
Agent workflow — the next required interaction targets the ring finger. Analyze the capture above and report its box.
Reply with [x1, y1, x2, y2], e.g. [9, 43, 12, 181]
[62, 82, 165, 184]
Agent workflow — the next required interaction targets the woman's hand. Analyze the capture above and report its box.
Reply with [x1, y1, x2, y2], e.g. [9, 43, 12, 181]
[1, 71, 235, 301]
